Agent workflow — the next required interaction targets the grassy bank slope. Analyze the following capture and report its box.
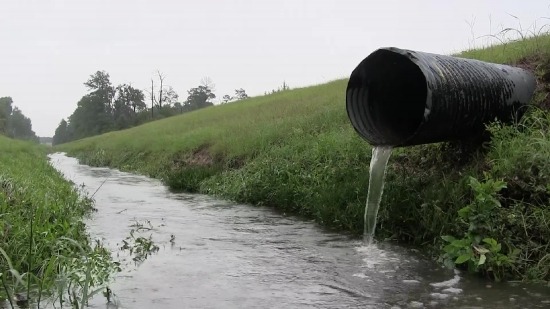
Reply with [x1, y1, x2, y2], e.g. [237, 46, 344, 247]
[59, 36, 550, 281]
[0, 136, 113, 306]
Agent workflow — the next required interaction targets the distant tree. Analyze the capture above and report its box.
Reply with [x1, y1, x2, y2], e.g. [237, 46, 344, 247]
[7, 107, 36, 140]
[113, 98, 133, 130]
[113, 84, 146, 129]
[53, 119, 69, 145]
[59, 70, 183, 142]
[67, 93, 113, 140]
[234, 88, 248, 100]
[61, 71, 151, 140]
[84, 71, 115, 110]
[149, 71, 179, 112]
[0, 97, 13, 134]
[79, 70, 116, 134]
[185, 86, 215, 109]
[161, 86, 179, 107]
[173, 102, 188, 114]
[153, 71, 165, 110]
[185, 78, 216, 110]
[221, 88, 247, 104]
[116, 84, 146, 113]
[0, 97, 37, 141]
[222, 94, 233, 104]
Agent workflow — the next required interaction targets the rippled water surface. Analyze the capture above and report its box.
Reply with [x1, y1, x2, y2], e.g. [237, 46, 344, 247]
[48, 153, 549, 309]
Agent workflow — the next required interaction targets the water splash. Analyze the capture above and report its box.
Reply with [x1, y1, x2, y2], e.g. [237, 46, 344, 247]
[364, 146, 393, 245]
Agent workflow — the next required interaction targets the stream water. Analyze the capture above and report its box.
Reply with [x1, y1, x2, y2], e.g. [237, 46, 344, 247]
[45, 153, 549, 309]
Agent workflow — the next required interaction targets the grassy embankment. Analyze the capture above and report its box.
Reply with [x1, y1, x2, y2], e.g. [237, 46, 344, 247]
[58, 36, 550, 281]
[0, 136, 114, 308]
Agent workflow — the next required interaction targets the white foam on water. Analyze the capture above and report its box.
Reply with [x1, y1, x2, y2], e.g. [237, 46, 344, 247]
[355, 244, 403, 270]
[442, 287, 462, 294]
[352, 272, 375, 283]
[379, 269, 396, 274]
[430, 270, 461, 288]
[403, 279, 421, 284]
[430, 293, 451, 300]
[408, 300, 424, 308]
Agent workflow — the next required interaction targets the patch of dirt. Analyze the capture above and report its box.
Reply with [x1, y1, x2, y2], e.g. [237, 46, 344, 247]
[172, 145, 214, 168]
[516, 53, 550, 110]
[515, 54, 540, 72]
[186, 146, 214, 166]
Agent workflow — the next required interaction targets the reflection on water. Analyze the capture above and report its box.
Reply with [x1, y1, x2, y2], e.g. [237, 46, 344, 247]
[46, 153, 550, 309]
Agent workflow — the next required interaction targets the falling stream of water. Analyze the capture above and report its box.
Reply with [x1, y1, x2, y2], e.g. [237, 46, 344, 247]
[364, 146, 393, 245]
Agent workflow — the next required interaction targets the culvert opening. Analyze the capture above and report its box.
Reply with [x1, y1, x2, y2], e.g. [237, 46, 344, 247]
[346, 49, 427, 146]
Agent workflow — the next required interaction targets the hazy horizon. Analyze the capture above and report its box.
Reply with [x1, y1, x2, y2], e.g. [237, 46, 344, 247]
[1, 0, 549, 137]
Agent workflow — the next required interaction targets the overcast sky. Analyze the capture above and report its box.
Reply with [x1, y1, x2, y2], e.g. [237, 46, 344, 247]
[1, 0, 549, 137]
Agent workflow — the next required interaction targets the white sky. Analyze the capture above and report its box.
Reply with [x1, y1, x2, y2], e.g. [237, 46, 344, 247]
[1, 0, 549, 137]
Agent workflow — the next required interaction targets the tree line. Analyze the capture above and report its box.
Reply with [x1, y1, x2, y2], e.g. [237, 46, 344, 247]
[53, 71, 249, 145]
[0, 96, 38, 141]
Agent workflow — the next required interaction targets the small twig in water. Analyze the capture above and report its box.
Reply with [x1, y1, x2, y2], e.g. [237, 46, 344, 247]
[91, 178, 109, 198]
[116, 209, 128, 214]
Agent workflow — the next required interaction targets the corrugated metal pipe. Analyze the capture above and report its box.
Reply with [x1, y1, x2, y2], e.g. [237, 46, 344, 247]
[346, 47, 537, 146]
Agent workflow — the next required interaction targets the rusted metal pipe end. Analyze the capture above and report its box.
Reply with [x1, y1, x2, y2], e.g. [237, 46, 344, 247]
[346, 47, 537, 147]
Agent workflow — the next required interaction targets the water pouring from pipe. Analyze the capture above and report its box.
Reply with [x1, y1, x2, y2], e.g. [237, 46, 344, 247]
[346, 47, 536, 243]
[363, 146, 392, 245]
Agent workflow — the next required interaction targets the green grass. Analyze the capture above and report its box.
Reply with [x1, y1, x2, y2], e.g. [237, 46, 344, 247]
[0, 136, 115, 307]
[58, 35, 550, 281]
[457, 33, 550, 63]
[61, 79, 349, 167]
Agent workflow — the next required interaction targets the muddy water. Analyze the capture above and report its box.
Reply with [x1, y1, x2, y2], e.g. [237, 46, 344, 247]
[49, 153, 549, 309]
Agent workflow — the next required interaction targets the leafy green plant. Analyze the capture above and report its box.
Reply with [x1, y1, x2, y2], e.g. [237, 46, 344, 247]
[0, 136, 118, 307]
[440, 175, 520, 280]
[120, 221, 160, 264]
[52, 238, 119, 309]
